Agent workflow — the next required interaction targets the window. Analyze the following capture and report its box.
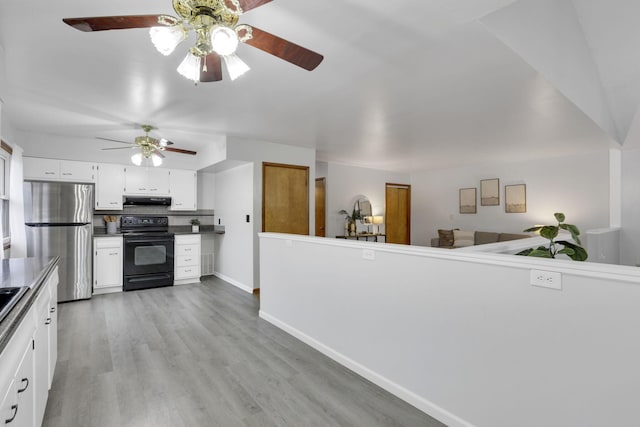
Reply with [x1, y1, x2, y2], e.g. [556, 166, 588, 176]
[0, 140, 11, 250]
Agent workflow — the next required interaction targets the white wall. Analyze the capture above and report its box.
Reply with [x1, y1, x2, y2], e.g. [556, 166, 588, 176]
[411, 150, 610, 247]
[197, 171, 215, 210]
[213, 162, 254, 292]
[226, 136, 317, 288]
[259, 233, 640, 427]
[620, 147, 640, 266]
[325, 162, 410, 238]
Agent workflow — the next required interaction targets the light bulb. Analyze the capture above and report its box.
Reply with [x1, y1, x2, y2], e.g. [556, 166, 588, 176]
[149, 25, 186, 56]
[177, 52, 201, 82]
[151, 152, 163, 167]
[222, 54, 250, 81]
[131, 152, 143, 166]
[211, 26, 239, 56]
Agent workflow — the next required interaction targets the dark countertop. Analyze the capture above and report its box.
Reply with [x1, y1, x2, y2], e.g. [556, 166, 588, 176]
[0, 257, 59, 354]
[94, 225, 225, 236]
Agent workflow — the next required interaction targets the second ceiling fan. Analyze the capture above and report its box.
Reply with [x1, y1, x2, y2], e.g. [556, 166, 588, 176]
[63, 0, 324, 83]
[99, 124, 197, 167]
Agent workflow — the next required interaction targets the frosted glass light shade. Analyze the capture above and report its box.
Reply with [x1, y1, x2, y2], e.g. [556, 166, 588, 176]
[151, 152, 163, 167]
[210, 26, 239, 56]
[222, 54, 250, 81]
[177, 52, 201, 82]
[131, 152, 143, 166]
[149, 26, 186, 56]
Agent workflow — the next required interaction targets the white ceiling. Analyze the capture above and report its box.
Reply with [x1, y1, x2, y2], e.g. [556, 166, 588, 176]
[0, 0, 636, 172]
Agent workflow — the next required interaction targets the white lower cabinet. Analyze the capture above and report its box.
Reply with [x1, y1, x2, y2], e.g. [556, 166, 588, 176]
[174, 234, 201, 284]
[0, 265, 58, 427]
[93, 236, 123, 294]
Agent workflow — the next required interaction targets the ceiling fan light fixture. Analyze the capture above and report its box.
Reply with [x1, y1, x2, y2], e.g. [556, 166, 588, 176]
[177, 51, 202, 82]
[223, 53, 250, 81]
[131, 152, 143, 166]
[210, 26, 239, 56]
[151, 152, 163, 167]
[149, 25, 186, 56]
[158, 138, 169, 147]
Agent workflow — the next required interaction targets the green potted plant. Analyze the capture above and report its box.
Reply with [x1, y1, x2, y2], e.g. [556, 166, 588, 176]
[190, 218, 200, 233]
[517, 212, 588, 261]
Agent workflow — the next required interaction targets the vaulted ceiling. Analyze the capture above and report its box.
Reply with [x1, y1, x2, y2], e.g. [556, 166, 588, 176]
[0, 0, 637, 172]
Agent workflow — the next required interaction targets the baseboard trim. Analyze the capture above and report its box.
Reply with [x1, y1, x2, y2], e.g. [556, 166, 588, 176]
[213, 272, 254, 294]
[258, 310, 475, 427]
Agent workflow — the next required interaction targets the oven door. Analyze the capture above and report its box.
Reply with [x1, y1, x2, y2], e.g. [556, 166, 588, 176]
[123, 235, 175, 277]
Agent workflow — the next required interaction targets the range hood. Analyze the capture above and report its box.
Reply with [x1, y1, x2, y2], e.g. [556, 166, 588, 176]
[123, 196, 171, 206]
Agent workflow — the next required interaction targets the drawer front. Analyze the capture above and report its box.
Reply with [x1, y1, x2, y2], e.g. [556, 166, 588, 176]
[176, 255, 198, 267]
[95, 237, 122, 249]
[175, 265, 200, 280]
[176, 244, 200, 257]
[175, 235, 200, 245]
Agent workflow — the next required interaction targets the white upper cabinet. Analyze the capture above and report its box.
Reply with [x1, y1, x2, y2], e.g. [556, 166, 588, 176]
[124, 167, 170, 196]
[59, 160, 95, 182]
[24, 157, 59, 180]
[95, 163, 125, 210]
[24, 157, 95, 182]
[169, 169, 197, 211]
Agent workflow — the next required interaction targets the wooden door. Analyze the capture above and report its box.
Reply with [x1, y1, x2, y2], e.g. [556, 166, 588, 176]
[385, 183, 411, 244]
[263, 163, 310, 235]
[315, 178, 326, 237]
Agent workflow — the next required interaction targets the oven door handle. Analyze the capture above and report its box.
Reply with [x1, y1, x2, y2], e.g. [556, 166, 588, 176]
[125, 238, 174, 244]
[127, 273, 173, 283]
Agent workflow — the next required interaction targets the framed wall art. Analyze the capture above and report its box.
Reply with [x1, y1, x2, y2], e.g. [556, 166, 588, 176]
[459, 187, 477, 214]
[505, 184, 526, 213]
[480, 178, 500, 206]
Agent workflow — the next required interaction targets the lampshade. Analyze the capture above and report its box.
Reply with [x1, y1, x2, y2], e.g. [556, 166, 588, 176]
[177, 51, 202, 82]
[210, 26, 239, 56]
[222, 53, 250, 80]
[131, 152, 143, 166]
[149, 25, 187, 56]
[150, 152, 163, 167]
[372, 216, 384, 225]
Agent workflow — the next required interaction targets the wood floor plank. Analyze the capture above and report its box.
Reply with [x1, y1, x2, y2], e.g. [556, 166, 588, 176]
[43, 276, 446, 427]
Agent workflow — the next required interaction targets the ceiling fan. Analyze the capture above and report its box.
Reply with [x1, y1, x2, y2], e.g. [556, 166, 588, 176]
[62, 0, 324, 82]
[99, 124, 197, 167]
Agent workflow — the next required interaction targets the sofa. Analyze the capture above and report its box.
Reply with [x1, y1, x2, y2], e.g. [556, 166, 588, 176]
[431, 229, 530, 249]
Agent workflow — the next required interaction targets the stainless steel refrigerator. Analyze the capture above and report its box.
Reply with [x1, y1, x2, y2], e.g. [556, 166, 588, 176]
[24, 181, 93, 302]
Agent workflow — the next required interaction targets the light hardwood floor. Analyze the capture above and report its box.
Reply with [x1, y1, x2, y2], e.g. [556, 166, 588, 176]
[43, 276, 446, 427]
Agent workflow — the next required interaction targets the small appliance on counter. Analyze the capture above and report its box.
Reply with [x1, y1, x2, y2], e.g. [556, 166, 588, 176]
[120, 216, 174, 291]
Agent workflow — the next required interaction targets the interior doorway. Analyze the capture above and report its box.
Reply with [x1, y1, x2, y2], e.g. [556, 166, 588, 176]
[315, 178, 326, 237]
[385, 183, 411, 244]
[262, 162, 310, 235]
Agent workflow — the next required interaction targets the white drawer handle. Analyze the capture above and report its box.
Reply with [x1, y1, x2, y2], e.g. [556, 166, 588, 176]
[109, 252, 118, 256]
[45, 172, 56, 175]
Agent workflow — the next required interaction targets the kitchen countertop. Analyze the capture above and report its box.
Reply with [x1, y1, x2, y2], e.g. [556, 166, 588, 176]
[94, 225, 225, 236]
[0, 257, 59, 354]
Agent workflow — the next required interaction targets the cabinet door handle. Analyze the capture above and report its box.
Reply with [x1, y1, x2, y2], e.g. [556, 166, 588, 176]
[50, 307, 56, 313]
[184, 258, 192, 262]
[5, 404, 18, 423]
[184, 248, 192, 252]
[62, 172, 72, 176]
[110, 202, 119, 205]
[109, 252, 119, 256]
[44, 172, 56, 175]
[45, 318, 51, 325]
[17, 378, 29, 393]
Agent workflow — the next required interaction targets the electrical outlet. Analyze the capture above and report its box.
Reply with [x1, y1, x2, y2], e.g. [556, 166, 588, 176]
[362, 249, 375, 261]
[530, 270, 562, 290]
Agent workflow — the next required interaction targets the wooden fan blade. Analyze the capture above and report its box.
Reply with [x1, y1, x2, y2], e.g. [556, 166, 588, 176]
[223, 0, 273, 13]
[164, 147, 198, 156]
[101, 147, 136, 151]
[200, 54, 223, 82]
[152, 149, 166, 158]
[241, 26, 323, 71]
[96, 137, 134, 145]
[62, 15, 172, 32]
